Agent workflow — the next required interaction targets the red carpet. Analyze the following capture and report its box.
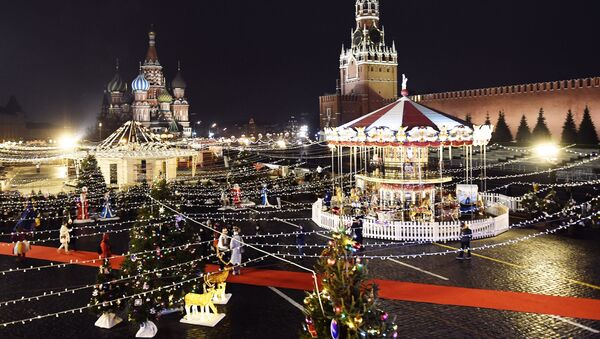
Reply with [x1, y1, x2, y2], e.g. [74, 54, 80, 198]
[206, 264, 600, 321]
[2, 243, 600, 321]
[0, 242, 124, 269]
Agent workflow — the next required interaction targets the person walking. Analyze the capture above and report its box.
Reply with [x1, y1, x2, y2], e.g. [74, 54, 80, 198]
[230, 227, 243, 275]
[457, 222, 473, 260]
[99, 232, 112, 259]
[296, 225, 306, 255]
[273, 184, 282, 209]
[217, 228, 230, 269]
[57, 223, 71, 254]
[351, 216, 364, 249]
[12, 225, 30, 262]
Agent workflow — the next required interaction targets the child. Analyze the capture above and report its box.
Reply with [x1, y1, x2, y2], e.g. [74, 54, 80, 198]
[12, 225, 30, 262]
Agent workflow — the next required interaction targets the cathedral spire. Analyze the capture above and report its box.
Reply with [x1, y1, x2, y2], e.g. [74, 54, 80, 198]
[145, 25, 160, 64]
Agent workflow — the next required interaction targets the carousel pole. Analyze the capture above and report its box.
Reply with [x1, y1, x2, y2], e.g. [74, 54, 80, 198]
[353, 146, 356, 176]
[401, 146, 404, 180]
[464, 145, 467, 184]
[331, 145, 335, 192]
[439, 144, 443, 219]
[349, 146, 353, 185]
[470, 145, 474, 186]
[479, 144, 483, 189]
[338, 145, 343, 190]
[483, 144, 488, 191]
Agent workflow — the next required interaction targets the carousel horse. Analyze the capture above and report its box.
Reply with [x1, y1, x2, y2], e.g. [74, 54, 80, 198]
[476, 197, 485, 216]
[408, 203, 417, 222]
[350, 188, 359, 205]
[441, 194, 460, 221]
[409, 198, 433, 222]
[333, 187, 344, 207]
[183, 290, 218, 318]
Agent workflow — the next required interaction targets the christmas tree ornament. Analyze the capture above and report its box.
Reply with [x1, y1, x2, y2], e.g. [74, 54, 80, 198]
[330, 319, 339, 339]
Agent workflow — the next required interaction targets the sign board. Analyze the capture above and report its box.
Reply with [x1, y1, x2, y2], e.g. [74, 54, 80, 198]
[456, 184, 478, 205]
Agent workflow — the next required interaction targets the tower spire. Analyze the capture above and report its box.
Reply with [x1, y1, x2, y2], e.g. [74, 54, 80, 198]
[145, 25, 159, 64]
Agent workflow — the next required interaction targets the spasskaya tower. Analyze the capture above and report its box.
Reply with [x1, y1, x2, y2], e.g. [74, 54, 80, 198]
[319, 0, 398, 130]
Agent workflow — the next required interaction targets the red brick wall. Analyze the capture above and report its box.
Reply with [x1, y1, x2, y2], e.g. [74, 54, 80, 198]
[415, 78, 600, 140]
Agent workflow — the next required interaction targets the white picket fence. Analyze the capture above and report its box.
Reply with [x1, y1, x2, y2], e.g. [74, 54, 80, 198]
[480, 192, 522, 211]
[312, 199, 509, 242]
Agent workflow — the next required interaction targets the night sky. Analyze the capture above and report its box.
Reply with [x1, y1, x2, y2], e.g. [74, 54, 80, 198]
[1, 0, 599, 129]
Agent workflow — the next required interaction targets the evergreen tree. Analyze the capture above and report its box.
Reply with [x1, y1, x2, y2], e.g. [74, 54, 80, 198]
[520, 190, 544, 216]
[560, 109, 578, 145]
[484, 112, 491, 125]
[302, 230, 397, 338]
[90, 259, 123, 317]
[464, 113, 472, 125]
[531, 108, 552, 142]
[77, 155, 106, 192]
[121, 179, 201, 327]
[576, 106, 599, 146]
[491, 111, 513, 143]
[515, 114, 532, 144]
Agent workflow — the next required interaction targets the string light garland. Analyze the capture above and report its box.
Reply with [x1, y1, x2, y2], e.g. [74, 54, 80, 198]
[0, 254, 270, 328]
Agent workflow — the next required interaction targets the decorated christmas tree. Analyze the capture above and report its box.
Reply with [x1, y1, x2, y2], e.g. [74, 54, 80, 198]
[560, 109, 578, 144]
[541, 188, 562, 215]
[89, 258, 124, 328]
[120, 179, 201, 336]
[302, 230, 397, 339]
[520, 192, 543, 216]
[77, 154, 107, 192]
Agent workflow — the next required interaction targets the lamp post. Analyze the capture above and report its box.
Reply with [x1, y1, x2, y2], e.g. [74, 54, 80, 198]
[98, 122, 103, 140]
[209, 123, 217, 138]
[194, 120, 202, 139]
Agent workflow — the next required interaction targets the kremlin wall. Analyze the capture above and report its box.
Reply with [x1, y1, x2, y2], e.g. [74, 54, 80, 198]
[413, 77, 600, 140]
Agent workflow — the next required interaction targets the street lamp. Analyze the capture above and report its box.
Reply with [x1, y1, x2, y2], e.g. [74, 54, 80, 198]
[534, 142, 559, 162]
[209, 123, 218, 138]
[98, 122, 103, 140]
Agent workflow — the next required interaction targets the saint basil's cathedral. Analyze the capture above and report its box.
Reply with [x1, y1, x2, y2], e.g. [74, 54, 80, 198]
[99, 29, 191, 138]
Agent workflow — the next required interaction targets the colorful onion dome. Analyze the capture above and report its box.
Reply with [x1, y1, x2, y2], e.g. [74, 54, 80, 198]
[157, 87, 173, 103]
[107, 72, 126, 92]
[132, 72, 150, 91]
[171, 61, 187, 89]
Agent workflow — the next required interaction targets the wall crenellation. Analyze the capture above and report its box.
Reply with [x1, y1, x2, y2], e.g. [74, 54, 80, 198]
[414, 77, 600, 101]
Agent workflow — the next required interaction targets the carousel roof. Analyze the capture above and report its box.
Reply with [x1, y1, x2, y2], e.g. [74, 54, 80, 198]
[94, 120, 196, 158]
[340, 96, 470, 131]
[98, 120, 162, 150]
[327, 95, 493, 146]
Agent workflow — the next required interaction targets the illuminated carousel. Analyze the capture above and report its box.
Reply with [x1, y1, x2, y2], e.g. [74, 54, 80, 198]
[313, 78, 509, 241]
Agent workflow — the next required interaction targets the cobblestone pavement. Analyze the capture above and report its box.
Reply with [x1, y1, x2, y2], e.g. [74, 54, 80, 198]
[1, 196, 600, 337]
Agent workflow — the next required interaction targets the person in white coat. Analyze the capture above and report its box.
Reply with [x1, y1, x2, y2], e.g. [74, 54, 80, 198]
[57, 223, 71, 254]
[230, 227, 243, 275]
[217, 228, 230, 269]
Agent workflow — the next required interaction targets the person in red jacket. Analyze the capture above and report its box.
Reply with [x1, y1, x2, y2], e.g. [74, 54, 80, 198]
[99, 233, 111, 259]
